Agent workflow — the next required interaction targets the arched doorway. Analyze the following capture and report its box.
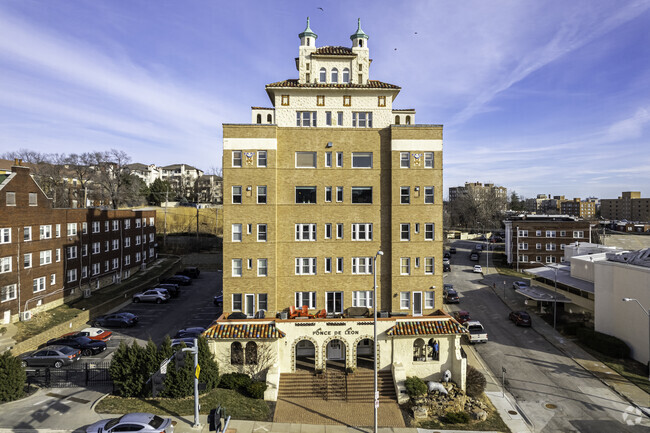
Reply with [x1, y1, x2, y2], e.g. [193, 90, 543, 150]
[295, 339, 316, 372]
[356, 338, 374, 369]
[326, 339, 346, 371]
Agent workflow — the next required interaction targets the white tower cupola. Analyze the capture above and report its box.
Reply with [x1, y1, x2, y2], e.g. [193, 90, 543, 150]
[299, 17, 317, 47]
[350, 18, 370, 84]
[297, 17, 318, 84]
[350, 18, 369, 48]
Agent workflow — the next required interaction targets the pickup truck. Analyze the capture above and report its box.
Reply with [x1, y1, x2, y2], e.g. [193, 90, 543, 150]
[465, 321, 488, 344]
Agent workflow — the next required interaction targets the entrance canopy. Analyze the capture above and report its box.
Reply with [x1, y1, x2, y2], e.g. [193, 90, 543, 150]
[515, 286, 572, 303]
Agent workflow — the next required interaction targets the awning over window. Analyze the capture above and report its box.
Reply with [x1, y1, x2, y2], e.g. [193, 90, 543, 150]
[515, 286, 572, 303]
[204, 323, 286, 339]
[386, 319, 467, 336]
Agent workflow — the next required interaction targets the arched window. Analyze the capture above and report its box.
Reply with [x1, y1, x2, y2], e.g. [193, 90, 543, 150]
[245, 342, 258, 365]
[405, 115, 411, 125]
[342, 68, 350, 83]
[413, 338, 426, 361]
[319, 68, 327, 83]
[307, 38, 310, 46]
[331, 68, 339, 84]
[395, 116, 401, 125]
[267, 114, 273, 123]
[231, 342, 243, 365]
[427, 338, 439, 361]
[359, 40, 364, 48]
[256, 114, 262, 124]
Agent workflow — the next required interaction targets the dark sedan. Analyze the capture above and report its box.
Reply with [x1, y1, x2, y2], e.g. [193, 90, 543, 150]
[162, 275, 192, 286]
[20, 345, 81, 368]
[174, 327, 206, 339]
[92, 312, 139, 328]
[176, 267, 200, 278]
[509, 311, 532, 327]
[46, 336, 107, 356]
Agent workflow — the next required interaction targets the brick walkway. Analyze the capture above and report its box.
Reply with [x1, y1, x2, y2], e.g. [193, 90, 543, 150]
[273, 398, 406, 427]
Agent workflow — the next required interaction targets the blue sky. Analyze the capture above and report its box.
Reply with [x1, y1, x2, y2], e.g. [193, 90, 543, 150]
[1, 1, 649, 200]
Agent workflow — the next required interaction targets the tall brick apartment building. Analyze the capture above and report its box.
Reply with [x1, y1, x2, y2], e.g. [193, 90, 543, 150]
[0, 163, 156, 324]
[601, 191, 650, 221]
[504, 215, 591, 269]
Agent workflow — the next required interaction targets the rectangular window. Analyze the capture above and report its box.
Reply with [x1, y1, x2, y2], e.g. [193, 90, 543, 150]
[67, 246, 77, 260]
[351, 257, 372, 275]
[1, 284, 17, 302]
[296, 111, 317, 127]
[424, 186, 434, 204]
[325, 257, 332, 273]
[336, 186, 343, 202]
[124, 255, 131, 266]
[92, 242, 100, 254]
[257, 186, 267, 204]
[425, 257, 434, 274]
[424, 223, 435, 240]
[257, 259, 268, 277]
[424, 152, 434, 168]
[112, 258, 119, 269]
[67, 269, 78, 283]
[257, 150, 267, 167]
[39, 250, 52, 266]
[353, 290, 374, 308]
[351, 152, 373, 168]
[325, 152, 332, 167]
[400, 223, 410, 241]
[136, 252, 141, 262]
[519, 255, 529, 262]
[378, 96, 386, 107]
[82, 222, 87, 234]
[232, 186, 242, 204]
[518, 242, 528, 250]
[352, 223, 373, 241]
[546, 255, 557, 264]
[22, 226, 31, 242]
[352, 112, 373, 128]
[33, 276, 46, 292]
[295, 224, 316, 241]
[6, 192, 15, 206]
[400, 187, 410, 204]
[104, 260, 109, 272]
[400, 257, 411, 275]
[546, 230, 556, 238]
[24, 253, 32, 269]
[343, 95, 351, 106]
[295, 292, 316, 309]
[317, 95, 325, 106]
[55, 224, 61, 237]
[112, 239, 119, 250]
[325, 224, 332, 239]
[149, 233, 154, 242]
[66, 223, 77, 237]
[257, 224, 267, 242]
[325, 186, 332, 202]
[573, 231, 584, 238]
[400, 152, 410, 168]
[546, 243, 557, 251]
[336, 223, 343, 239]
[424, 292, 435, 309]
[55, 249, 60, 262]
[258, 293, 268, 311]
[232, 293, 242, 311]
[535, 230, 542, 236]
[336, 152, 343, 167]
[232, 224, 242, 242]
[92, 221, 100, 233]
[351, 186, 372, 204]
[337, 111, 343, 126]
[124, 237, 131, 248]
[536, 243, 542, 250]
[124, 219, 131, 229]
[39, 225, 51, 240]
[82, 266, 88, 278]
[518, 230, 528, 237]
[0, 257, 11, 273]
[400, 292, 410, 309]
[560, 230, 567, 237]
[295, 186, 317, 204]
[326, 111, 332, 126]
[112, 220, 119, 231]
[336, 257, 343, 273]
[415, 223, 420, 234]
[232, 259, 242, 277]
[295, 257, 317, 275]
[248, 224, 252, 234]
[296, 152, 317, 168]
[29, 192, 37, 206]
[281, 95, 290, 106]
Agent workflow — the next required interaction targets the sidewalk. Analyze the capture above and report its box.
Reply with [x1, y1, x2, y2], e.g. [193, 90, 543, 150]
[481, 266, 650, 416]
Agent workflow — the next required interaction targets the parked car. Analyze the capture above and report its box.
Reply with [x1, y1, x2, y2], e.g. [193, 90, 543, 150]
[62, 327, 112, 342]
[449, 247, 457, 254]
[92, 312, 139, 328]
[509, 311, 532, 327]
[174, 327, 206, 339]
[162, 275, 192, 286]
[443, 257, 450, 265]
[470, 252, 480, 261]
[176, 267, 200, 278]
[171, 337, 196, 348]
[473, 264, 483, 273]
[20, 345, 81, 368]
[443, 263, 451, 272]
[86, 413, 174, 433]
[512, 281, 529, 290]
[443, 251, 451, 259]
[443, 285, 459, 304]
[213, 294, 223, 307]
[465, 321, 488, 344]
[156, 283, 180, 297]
[475, 244, 483, 251]
[45, 336, 107, 356]
[452, 310, 471, 325]
[133, 289, 170, 304]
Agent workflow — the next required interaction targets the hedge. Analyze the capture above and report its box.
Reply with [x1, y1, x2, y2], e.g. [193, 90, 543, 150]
[577, 328, 630, 358]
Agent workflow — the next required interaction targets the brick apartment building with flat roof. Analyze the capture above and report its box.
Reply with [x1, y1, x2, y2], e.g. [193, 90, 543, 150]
[601, 191, 650, 222]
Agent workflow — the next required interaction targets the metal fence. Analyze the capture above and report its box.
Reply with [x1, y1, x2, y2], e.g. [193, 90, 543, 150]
[26, 362, 113, 389]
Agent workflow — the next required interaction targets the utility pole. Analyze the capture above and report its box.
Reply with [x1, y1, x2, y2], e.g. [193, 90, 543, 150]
[196, 204, 200, 252]
[163, 189, 168, 249]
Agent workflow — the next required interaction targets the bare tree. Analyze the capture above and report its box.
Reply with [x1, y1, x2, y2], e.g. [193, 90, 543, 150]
[90, 149, 133, 209]
[64, 152, 96, 207]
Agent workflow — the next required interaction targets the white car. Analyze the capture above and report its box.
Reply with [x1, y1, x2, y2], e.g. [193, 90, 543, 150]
[442, 257, 450, 265]
[133, 289, 170, 304]
[86, 413, 174, 433]
[473, 265, 482, 273]
[465, 321, 488, 344]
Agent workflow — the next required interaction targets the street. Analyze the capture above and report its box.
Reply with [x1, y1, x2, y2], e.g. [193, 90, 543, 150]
[445, 240, 649, 432]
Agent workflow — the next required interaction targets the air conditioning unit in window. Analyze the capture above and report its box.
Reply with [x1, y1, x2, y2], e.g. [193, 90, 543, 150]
[20, 311, 32, 321]
[83, 288, 92, 298]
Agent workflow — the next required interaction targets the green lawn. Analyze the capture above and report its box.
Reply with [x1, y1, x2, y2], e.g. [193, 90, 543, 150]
[96, 388, 272, 421]
[14, 304, 82, 342]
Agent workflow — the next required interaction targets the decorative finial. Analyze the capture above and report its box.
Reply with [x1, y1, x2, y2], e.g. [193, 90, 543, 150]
[299, 16, 317, 40]
[350, 18, 369, 41]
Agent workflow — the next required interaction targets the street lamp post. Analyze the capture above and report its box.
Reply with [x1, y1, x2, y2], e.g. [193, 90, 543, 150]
[373, 250, 383, 433]
[534, 261, 558, 329]
[622, 298, 650, 381]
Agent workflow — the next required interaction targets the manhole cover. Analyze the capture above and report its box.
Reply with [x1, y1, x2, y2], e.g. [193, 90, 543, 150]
[508, 410, 518, 415]
[546, 403, 557, 409]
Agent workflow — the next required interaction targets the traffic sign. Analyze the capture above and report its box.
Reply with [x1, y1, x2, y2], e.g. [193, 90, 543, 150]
[374, 399, 379, 408]
[195, 364, 201, 379]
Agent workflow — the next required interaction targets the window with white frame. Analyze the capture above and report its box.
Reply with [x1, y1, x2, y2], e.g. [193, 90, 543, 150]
[5, 192, 15, 206]
[536, 230, 542, 236]
[232, 293, 242, 311]
[24, 253, 32, 269]
[104, 260, 109, 272]
[424, 223, 435, 240]
[0, 228, 10, 244]
[29, 192, 37, 206]
[82, 266, 88, 278]
[546, 256, 557, 263]
[40, 250, 52, 265]
[232, 186, 242, 204]
[258, 293, 268, 311]
[124, 255, 131, 266]
[67, 269, 78, 283]
[232, 224, 242, 242]
[257, 224, 267, 242]
[55, 249, 60, 262]
[82, 222, 87, 234]
[112, 239, 119, 250]
[400, 257, 411, 275]
[39, 225, 51, 240]
[400, 223, 410, 241]
[336, 152, 343, 168]
[134, 219, 140, 229]
[518, 242, 528, 250]
[295, 186, 317, 204]
[0, 257, 11, 273]
[124, 219, 131, 229]
[92, 221, 100, 233]
[351, 152, 372, 168]
[325, 186, 332, 202]
[400, 292, 411, 309]
[113, 220, 119, 231]
[424, 186, 434, 204]
[232, 259, 242, 277]
[400, 187, 410, 204]
[352, 223, 372, 241]
[258, 151, 267, 167]
[149, 217, 154, 226]
[67, 246, 77, 260]
[295, 257, 316, 275]
[324, 224, 332, 239]
[415, 223, 420, 234]
[424, 152, 434, 168]
[66, 223, 77, 237]
[232, 150, 242, 167]
[149, 233, 154, 242]
[336, 186, 343, 202]
[352, 291, 373, 308]
[296, 111, 317, 127]
[136, 252, 141, 262]
[91, 264, 100, 276]
[295, 224, 316, 241]
[519, 255, 529, 262]
[336, 223, 343, 239]
[536, 243, 542, 250]
[352, 112, 373, 128]
[257, 186, 267, 204]
[24, 227, 32, 241]
[33, 276, 46, 292]
[546, 230, 556, 238]
[112, 258, 119, 269]
[92, 242, 100, 254]
[135, 236, 140, 246]
[1, 284, 17, 302]
[351, 257, 372, 275]
[257, 259, 268, 277]
[149, 247, 154, 258]
[400, 152, 410, 168]
[295, 291, 316, 308]
[325, 152, 332, 168]
[573, 231, 584, 238]
[325, 257, 332, 273]
[560, 244, 566, 250]
[560, 230, 566, 237]
[518, 230, 528, 237]
[545, 243, 556, 251]
[425, 257, 434, 274]
[336, 257, 343, 273]
[425, 292, 435, 309]
[124, 237, 131, 248]
[296, 152, 317, 168]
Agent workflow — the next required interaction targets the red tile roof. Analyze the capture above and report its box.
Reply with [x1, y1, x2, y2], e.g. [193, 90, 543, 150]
[313, 46, 354, 55]
[386, 320, 467, 336]
[266, 79, 400, 89]
[204, 323, 286, 339]
[251, 106, 274, 110]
